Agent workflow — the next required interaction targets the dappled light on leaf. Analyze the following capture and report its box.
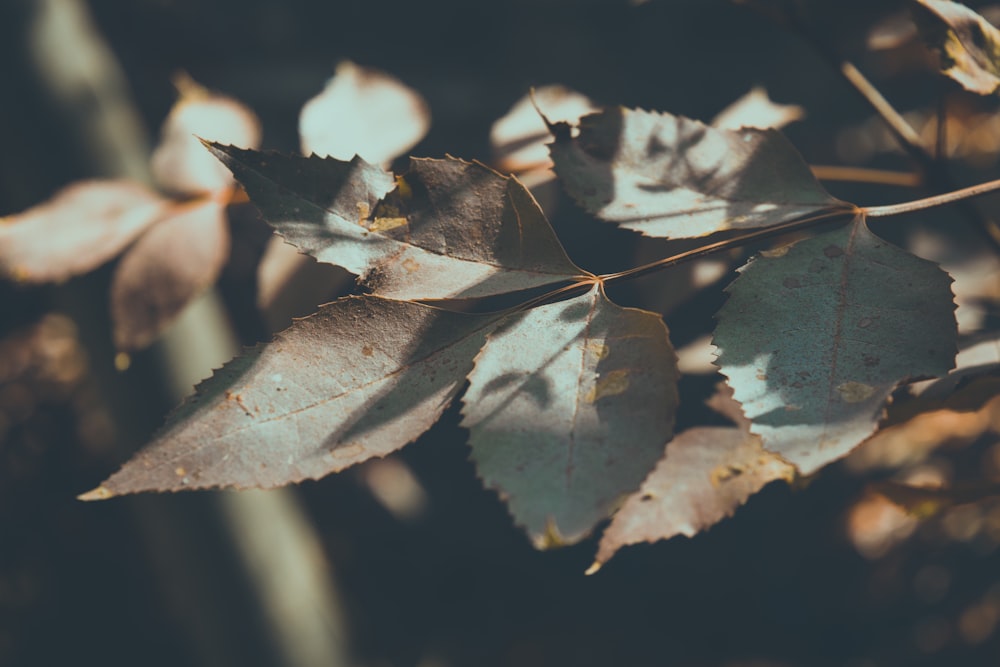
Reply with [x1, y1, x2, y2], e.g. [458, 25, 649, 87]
[299, 61, 430, 165]
[912, 0, 1000, 95]
[83, 297, 500, 497]
[110, 198, 230, 352]
[208, 146, 586, 300]
[491, 85, 596, 175]
[0, 180, 169, 283]
[710, 86, 805, 131]
[714, 216, 957, 475]
[549, 106, 848, 239]
[151, 74, 262, 195]
[462, 285, 679, 547]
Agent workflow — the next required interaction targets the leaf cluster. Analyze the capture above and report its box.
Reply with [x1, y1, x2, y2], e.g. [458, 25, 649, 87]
[11, 0, 1000, 567]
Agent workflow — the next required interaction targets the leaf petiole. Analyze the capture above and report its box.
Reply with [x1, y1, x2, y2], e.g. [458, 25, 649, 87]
[595, 208, 856, 286]
[864, 177, 1000, 218]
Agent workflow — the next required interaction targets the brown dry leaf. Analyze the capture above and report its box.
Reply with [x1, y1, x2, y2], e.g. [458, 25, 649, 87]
[299, 61, 429, 164]
[82, 297, 500, 497]
[912, 0, 1000, 95]
[151, 74, 262, 195]
[0, 180, 169, 283]
[110, 198, 230, 351]
[710, 86, 805, 131]
[593, 425, 794, 568]
[207, 147, 586, 300]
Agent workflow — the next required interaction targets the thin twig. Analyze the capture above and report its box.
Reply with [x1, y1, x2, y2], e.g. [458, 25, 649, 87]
[599, 208, 855, 285]
[838, 61, 929, 167]
[865, 177, 1000, 218]
[769, 4, 1000, 251]
[811, 165, 922, 187]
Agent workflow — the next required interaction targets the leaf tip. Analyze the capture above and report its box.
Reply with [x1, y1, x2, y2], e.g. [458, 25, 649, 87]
[170, 70, 208, 101]
[78, 485, 114, 502]
[584, 560, 603, 576]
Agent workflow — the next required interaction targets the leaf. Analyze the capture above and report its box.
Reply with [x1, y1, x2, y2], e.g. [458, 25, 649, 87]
[206, 145, 586, 300]
[713, 216, 957, 475]
[299, 60, 430, 165]
[151, 74, 262, 195]
[0, 180, 169, 283]
[912, 0, 1000, 95]
[110, 198, 230, 351]
[549, 106, 849, 239]
[462, 285, 679, 547]
[710, 86, 805, 131]
[593, 425, 795, 567]
[81, 296, 500, 498]
[491, 85, 596, 174]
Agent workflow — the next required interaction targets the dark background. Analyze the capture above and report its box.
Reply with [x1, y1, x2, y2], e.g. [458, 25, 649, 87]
[2, 0, 1000, 665]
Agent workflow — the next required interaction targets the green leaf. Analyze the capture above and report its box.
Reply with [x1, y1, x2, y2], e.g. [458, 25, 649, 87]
[714, 216, 957, 475]
[549, 106, 848, 239]
[912, 0, 1000, 95]
[206, 145, 586, 300]
[82, 297, 499, 498]
[462, 285, 679, 547]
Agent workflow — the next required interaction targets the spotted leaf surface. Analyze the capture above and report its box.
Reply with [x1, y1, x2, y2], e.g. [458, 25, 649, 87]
[207, 146, 586, 300]
[714, 216, 957, 474]
[83, 297, 499, 497]
[462, 285, 679, 546]
[549, 106, 848, 239]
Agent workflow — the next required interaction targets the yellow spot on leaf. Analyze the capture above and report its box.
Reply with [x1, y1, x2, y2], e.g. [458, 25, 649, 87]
[356, 201, 370, 225]
[175, 467, 187, 477]
[837, 381, 875, 403]
[331, 443, 365, 459]
[586, 342, 610, 360]
[370, 216, 408, 232]
[534, 517, 567, 549]
[761, 245, 791, 258]
[586, 369, 630, 402]
[711, 463, 745, 487]
[402, 258, 420, 273]
[395, 175, 413, 200]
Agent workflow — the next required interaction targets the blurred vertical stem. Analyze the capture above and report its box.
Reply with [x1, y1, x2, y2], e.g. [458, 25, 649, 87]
[15, 0, 351, 665]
